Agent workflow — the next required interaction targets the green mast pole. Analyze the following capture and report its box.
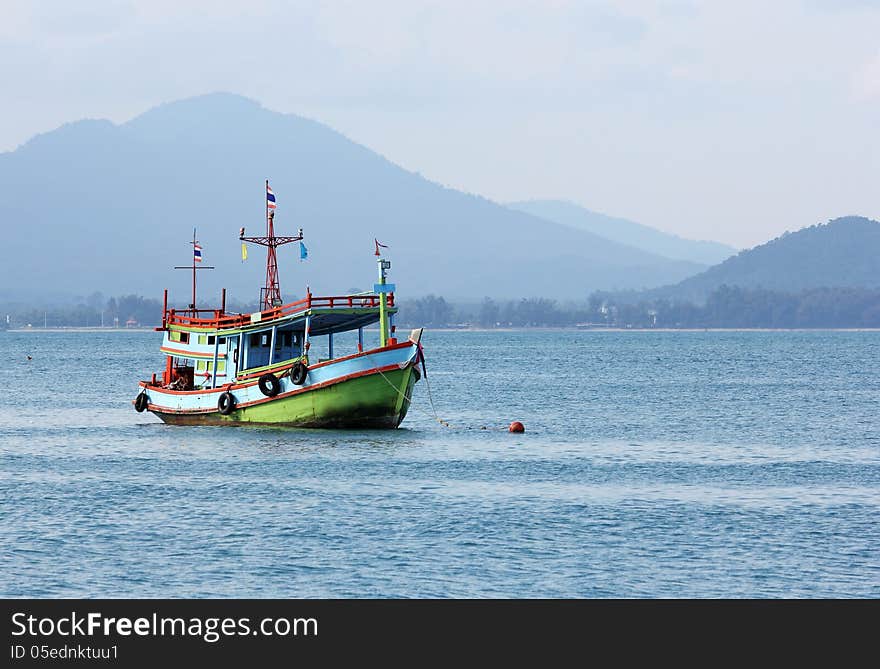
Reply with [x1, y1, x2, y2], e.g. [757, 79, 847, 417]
[377, 257, 389, 347]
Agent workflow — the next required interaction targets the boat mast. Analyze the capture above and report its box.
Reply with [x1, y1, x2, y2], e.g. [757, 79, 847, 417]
[240, 180, 304, 310]
[374, 242, 395, 347]
[173, 228, 214, 315]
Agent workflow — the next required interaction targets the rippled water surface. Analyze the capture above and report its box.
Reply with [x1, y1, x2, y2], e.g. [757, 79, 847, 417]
[1, 329, 878, 597]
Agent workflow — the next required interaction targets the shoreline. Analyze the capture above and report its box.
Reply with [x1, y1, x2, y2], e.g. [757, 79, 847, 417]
[426, 327, 880, 332]
[6, 327, 154, 333]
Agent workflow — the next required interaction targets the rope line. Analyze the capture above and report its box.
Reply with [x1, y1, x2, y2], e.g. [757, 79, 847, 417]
[373, 363, 511, 432]
[374, 364, 453, 427]
[420, 370, 452, 427]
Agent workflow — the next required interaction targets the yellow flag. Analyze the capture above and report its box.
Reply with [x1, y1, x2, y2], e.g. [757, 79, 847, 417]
[241, 243, 248, 261]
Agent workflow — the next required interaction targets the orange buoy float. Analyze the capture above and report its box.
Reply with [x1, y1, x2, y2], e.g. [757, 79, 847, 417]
[508, 421, 525, 433]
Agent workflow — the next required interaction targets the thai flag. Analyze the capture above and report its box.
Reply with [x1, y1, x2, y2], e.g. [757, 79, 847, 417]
[267, 184, 277, 210]
[194, 243, 203, 263]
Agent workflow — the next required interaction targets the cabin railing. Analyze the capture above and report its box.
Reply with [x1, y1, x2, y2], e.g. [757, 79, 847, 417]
[163, 292, 395, 329]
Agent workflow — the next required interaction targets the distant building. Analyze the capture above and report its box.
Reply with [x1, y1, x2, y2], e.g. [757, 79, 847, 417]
[125, 317, 138, 328]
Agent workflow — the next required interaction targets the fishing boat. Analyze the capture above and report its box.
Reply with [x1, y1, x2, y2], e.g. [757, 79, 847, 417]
[132, 181, 423, 428]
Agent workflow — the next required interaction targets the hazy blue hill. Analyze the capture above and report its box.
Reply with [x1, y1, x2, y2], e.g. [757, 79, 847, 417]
[0, 93, 705, 304]
[508, 199, 737, 265]
[652, 216, 880, 303]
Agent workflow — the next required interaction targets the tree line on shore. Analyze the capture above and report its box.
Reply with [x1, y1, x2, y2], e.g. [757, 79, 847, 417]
[0, 293, 260, 329]
[397, 285, 880, 328]
[4, 285, 880, 329]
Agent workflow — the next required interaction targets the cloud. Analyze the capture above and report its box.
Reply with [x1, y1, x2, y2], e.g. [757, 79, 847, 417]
[852, 50, 880, 101]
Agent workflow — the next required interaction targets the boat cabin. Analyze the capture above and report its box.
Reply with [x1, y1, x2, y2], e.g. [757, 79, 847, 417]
[153, 293, 398, 391]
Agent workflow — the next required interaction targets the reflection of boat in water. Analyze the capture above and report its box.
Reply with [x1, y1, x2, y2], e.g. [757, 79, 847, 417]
[133, 182, 423, 428]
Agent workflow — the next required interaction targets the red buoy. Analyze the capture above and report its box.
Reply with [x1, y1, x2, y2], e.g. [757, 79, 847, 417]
[508, 421, 525, 433]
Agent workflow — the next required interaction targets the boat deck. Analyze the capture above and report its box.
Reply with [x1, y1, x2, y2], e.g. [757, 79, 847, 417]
[160, 291, 397, 334]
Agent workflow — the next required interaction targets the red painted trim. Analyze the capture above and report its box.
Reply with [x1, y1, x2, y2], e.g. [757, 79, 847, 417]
[140, 379, 255, 396]
[164, 293, 396, 329]
[141, 340, 417, 394]
[236, 364, 294, 382]
[237, 362, 409, 409]
[145, 361, 413, 414]
[159, 345, 220, 358]
[308, 339, 415, 371]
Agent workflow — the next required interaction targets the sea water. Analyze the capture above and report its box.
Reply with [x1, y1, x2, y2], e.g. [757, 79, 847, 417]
[1, 329, 878, 597]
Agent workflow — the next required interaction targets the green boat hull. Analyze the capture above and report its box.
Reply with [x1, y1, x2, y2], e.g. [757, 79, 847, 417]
[152, 365, 418, 428]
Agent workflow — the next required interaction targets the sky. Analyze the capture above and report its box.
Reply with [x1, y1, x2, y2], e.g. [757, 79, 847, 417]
[1, 0, 878, 248]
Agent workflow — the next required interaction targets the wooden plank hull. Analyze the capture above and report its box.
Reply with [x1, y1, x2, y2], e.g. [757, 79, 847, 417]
[139, 342, 420, 429]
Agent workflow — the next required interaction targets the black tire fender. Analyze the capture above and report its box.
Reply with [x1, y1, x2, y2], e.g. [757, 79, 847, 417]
[291, 361, 308, 385]
[258, 373, 281, 397]
[218, 391, 236, 415]
[134, 392, 149, 413]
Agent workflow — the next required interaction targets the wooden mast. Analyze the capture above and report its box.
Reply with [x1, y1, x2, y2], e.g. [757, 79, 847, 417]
[174, 228, 214, 315]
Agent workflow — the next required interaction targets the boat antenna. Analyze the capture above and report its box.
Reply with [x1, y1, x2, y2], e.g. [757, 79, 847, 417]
[240, 180, 304, 310]
[174, 227, 214, 315]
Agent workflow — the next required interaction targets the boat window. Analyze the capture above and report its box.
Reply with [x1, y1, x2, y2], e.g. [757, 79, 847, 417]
[217, 360, 226, 372]
[248, 332, 271, 348]
[208, 335, 216, 345]
[197, 335, 207, 345]
[170, 331, 190, 344]
[171, 364, 195, 391]
[196, 360, 206, 371]
[276, 331, 292, 349]
[242, 328, 300, 370]
[218, 337, 226, 345]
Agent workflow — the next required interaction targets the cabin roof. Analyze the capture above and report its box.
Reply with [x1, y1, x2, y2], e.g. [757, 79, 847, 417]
[162, 293, 396, 336]
[306, 308, 382, 335]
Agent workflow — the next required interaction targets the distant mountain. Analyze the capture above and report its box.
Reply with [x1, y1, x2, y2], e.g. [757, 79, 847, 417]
[652, 216, 880, 303]
[0, 94, 705, 304]
[507, 199, 737, 265]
